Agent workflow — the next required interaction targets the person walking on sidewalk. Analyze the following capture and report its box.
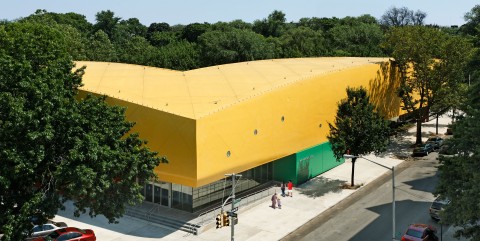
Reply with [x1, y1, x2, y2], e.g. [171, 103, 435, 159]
[287, 180, 293, 197]
[271, 193, 278, 209]
[280, 181, 286, 197]
[277, 197, 282, 209]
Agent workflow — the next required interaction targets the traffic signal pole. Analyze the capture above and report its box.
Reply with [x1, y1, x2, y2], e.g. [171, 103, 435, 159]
[225, 173, 242, 241]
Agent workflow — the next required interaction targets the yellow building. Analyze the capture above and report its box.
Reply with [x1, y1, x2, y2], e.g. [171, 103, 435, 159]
[76, 57, 402, 212]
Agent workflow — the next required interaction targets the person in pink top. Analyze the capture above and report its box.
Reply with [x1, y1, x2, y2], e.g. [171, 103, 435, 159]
[287, 180, 293, 197]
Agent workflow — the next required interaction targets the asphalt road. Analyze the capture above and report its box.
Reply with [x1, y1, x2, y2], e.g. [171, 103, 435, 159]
[282, 152, 446, 241]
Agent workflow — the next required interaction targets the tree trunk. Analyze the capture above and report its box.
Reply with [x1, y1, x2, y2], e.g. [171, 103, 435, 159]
[452, 108, 456, 123]
[351, 157, 357, 187]
[416, 118, 422, 144]
[436, 114, 439, 135]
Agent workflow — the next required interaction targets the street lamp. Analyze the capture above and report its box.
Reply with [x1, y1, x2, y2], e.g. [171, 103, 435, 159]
[343, 154, 396, 241]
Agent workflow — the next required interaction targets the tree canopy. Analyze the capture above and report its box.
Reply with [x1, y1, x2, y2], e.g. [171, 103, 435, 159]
[327, 87, 390, 186]
[383, 25, 472, 144]
[0, 22, 164, 240]
[435, 81, 480, 240]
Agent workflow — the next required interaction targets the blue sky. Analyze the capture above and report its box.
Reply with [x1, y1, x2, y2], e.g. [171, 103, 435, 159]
[1, 0, 478, 27]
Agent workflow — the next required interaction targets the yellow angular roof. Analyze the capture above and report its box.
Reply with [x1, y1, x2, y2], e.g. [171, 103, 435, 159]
[76, 57, 389, 119]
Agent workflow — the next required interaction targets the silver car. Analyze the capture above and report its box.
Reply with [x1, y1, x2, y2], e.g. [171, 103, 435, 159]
[26, 221, 67, 240]
[429, 197, 450, 221]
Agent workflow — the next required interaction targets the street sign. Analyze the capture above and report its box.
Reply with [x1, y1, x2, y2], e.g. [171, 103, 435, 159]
[227, 211, 238, 218]
[233, 198, 241, 204]
[231, 207, 238, 212]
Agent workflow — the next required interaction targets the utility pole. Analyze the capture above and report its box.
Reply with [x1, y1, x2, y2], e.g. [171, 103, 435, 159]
[225, 173, 242, 241]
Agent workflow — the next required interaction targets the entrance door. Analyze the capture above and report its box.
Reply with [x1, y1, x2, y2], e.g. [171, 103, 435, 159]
[145, 183, 153, 202]
[145, 182, 170, 207]
[158, 182, 170, 207]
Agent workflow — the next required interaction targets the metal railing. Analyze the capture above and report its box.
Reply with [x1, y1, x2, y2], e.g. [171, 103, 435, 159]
[196, 184, 278, 225]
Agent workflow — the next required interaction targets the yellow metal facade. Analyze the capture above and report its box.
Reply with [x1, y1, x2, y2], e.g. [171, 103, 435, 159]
[76, 58, 402, 187]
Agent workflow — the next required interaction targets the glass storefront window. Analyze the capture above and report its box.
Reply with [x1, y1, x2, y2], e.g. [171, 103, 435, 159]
[142, 162, 274, 213]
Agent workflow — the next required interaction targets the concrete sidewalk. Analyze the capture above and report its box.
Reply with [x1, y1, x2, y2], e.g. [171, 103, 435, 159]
[53, 113, 462, 241]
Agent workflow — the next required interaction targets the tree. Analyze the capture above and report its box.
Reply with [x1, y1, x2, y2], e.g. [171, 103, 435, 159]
[115, 36, 155, 65]
[383, 26, 472, 144]
[297, 17, 340, 32]
[460, 4, 480, 38]
[198, 28, 274, 67]
[153, 40, 200, 70]
[92, 10, 121, 40]
[429, 35, 473, 132]
[383, 26, 444, 144]
[328, 87, 390, 187]
[435, 81, 480, 240]
[146, 22, 171, 42]
[253, 10, 287, 37]
[0, 22, 164, 240]
[327, 22, 384, 57]
[86, 30, 117, 62]
[278, 26, 327, 58]
[380, 7, 427, 27]
[180, 22, 210, 42]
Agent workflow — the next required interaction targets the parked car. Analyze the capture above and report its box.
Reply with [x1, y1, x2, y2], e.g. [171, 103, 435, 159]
[439, 144, 457, 156]
[27, 221, 67, 240]
[33, 227, 96, 241]
[430, 197, 450, 221]
[426, 137, 444, 150]
[401, 223, 438, 241]
[412, 143, 435, 156]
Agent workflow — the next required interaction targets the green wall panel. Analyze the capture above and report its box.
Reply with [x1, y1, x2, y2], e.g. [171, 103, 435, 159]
[273, 142, 344, 186]
[273, 154, 297, 184]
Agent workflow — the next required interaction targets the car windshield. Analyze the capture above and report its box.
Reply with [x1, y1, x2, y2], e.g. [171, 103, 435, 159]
[432, 201, 444, 209]
[45, 231, 60, 240]
[406, 228, 424, 238]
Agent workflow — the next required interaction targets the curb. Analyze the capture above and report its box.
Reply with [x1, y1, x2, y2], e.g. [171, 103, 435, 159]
[281, 159, 414, 241]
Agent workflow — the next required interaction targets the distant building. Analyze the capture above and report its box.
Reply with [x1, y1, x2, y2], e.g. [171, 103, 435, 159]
[76, 57, 403, 213]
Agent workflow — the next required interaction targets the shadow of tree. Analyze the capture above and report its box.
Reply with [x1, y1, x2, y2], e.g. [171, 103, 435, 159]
[296, 176, 344, 198]
[368, 60, 402, 119]
[348, 199, 440, 241]
[377, 130, 417, 159]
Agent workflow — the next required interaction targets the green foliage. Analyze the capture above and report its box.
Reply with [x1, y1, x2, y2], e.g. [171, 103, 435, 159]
[115, 36, 156, 65]
[153, 40, 200, 70]
[383, 26, 446, 143]
[198, 28, 274, 66]
[0, 22, 163, 240]
[430, 35, 473, 115]
[253, 10, 287, 37]
[383, 25, 472, 143]
[327, 87, 390, 159]
[297, 17, 340, 32]
[92, 10, 121, 40]
[436, 82, 480, 240]
[86, 30, 118, 62]
[278, 27, 327, 58]
[328, 22, 384, 57]
[181, 22, 211, 42]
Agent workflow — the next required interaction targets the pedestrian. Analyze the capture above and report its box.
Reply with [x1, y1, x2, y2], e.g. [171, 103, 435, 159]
[280, 181, 286, 197]
[277, 197, 282, 209]
[287, 180, 293, 197]
[271, 193, 277, 209]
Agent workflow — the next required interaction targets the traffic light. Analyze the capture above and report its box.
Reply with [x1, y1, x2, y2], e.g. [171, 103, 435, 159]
[215, 213, 223, 228]
[223, 212, 230, 226]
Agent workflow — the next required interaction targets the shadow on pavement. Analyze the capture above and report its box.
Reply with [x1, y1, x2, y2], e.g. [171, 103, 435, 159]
[349, 199, 439, 241]
[296, 177, 344, 198]
[403, 174, 439, 194]
[56, 201, 176, 239]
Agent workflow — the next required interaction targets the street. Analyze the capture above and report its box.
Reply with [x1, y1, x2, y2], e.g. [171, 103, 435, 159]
[282, 152, 446, 241]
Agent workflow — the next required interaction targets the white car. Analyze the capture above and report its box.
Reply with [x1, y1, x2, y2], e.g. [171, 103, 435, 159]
[27, 221, 68, 240]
